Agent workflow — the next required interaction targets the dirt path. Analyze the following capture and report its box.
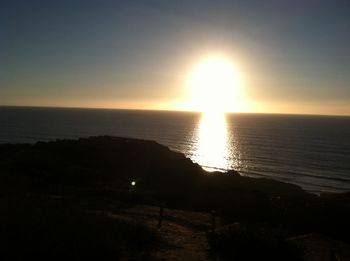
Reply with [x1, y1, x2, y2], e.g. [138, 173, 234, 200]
[109, 205, 213, 261]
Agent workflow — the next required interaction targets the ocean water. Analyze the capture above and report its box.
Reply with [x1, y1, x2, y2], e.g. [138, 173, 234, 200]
[0, 106, 349, 194]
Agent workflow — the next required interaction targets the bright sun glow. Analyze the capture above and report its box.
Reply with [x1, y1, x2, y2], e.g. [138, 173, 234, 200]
[188, 56, 242, 113]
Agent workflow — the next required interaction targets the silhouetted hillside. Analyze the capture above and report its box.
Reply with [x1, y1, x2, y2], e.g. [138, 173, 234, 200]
[0, 136, 349, 260]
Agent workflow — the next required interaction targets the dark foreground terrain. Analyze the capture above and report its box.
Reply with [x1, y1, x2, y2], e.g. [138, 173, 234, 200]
[0, 136, 349, 260]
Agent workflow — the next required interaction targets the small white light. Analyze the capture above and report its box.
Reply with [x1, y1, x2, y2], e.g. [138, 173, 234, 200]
[131, 181, 136, 186]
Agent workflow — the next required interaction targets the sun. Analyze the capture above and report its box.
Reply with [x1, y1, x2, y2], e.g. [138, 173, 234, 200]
[187, 56, 241, 113]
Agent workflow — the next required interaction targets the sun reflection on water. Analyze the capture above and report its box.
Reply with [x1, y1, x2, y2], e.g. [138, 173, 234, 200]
[193, 112, 232, 171]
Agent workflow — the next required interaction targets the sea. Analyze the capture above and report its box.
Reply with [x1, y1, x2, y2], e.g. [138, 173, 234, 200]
[0, 106, 349, 194]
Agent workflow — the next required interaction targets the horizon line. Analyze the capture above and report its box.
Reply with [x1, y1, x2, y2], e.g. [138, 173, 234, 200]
[0, 104, 349, 117]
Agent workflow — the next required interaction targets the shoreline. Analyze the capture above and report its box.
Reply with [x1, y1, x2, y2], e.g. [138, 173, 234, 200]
[0, 135, 348, 198]
[1, 135, 347, 195]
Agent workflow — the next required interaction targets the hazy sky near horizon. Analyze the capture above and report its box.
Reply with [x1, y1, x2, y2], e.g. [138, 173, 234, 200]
[1, 0, 349, 115]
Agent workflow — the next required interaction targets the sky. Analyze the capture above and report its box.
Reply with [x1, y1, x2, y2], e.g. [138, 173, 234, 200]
[1, 0, 349, 115]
